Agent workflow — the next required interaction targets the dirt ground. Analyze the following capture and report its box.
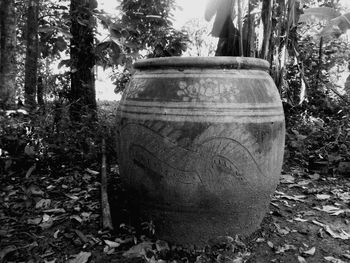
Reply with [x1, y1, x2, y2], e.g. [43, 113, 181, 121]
[0, 162, 349, 263]
[247, 168, 350, 263]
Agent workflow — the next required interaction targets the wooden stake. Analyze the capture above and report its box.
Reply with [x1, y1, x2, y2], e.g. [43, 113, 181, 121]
[101, 138, 113, 230]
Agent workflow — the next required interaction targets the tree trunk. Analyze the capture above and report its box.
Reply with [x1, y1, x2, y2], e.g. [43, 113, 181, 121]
[24, 0, 39, 110]
[37, 75, 45, 113]
[0, 0, 16, 109]
[69, 0, 97, 122]
[260, 0, 273, 60]
[242, 0, 257, 57]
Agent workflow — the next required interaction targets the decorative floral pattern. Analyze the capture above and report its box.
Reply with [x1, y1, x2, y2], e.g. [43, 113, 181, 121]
[124, 78, 239, 102]
[176, 79, 238, 102]
[124, 80, 146, 99]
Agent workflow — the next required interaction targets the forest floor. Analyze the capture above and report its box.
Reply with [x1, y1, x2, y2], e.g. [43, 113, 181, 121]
[1, 158, 350, 263]
[1, 101, 350, 263]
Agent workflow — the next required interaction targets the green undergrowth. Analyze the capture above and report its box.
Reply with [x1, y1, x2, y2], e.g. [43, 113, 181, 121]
[283, 102, 350, 176]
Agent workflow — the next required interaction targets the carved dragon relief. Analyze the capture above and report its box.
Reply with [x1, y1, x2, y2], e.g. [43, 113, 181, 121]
[120, 123, 265, 190]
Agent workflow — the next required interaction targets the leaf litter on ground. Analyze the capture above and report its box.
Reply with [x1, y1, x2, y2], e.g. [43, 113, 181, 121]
[67, 251, 91, 263]
[1, 141, 350, 263]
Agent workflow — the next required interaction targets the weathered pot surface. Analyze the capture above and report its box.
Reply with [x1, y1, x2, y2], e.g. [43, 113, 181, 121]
[116, 56, 285, 245]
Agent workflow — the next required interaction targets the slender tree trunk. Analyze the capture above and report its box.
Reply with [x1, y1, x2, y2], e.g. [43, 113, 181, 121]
[237, 0, 243, 56]
[24, 0, 39, 110]
[260, 0, 273, 60]
[0, 0, 1, 67]
[271, 0, 286, 91]
[37, 76, 45, 112]
[0, 0, 16, 109]
[243, 0, 253, 57]
[70, 0, 97, 122]
[315, 37, 323, 91]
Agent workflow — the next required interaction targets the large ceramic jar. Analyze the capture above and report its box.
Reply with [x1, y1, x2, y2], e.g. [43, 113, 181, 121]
[116, 57, 285, 245]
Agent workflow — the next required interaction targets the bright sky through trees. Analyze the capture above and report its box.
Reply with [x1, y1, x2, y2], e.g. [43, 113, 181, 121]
[96, 0, 350, 101]
[96, 0, 207, 101]
[99, 0, 206, 28]
[173, 0, 206, 28]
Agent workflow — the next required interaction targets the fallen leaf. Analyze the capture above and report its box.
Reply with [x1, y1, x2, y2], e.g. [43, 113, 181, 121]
[275, 191, 307, 202]
[324, 226, 350, 240]
[35, 199, 52, 209]
[275, 244, 297, 254]
[319, 205, 341, 212]
[54, 229, 60, 239]
[280, 174, 295, 184]
[324, 256, 347, 263]
[318, 228, 326, 238]
[302, 211, 317, 216]
[267, 241, 274, 248]
[274, 223, 290, 235]
[40, 220, 54, 230]
[298, 180, 312, 186]
[68, 251, 91, 263]
[303, 247, 316, 256]
[74, 229, 89, 243]
[70, 215, 83, 223]
[25, 164, 36, 178]
[312, 219, 325, 226]
[27, 184, 44, 196]
[123, 242, 153, 258]
[28, 217, 42, 225]
[232, 258, 244, 263]
[298, 256, 307, 263]
[335, 192, 350, 202]
[86, 168, 99, 175]
[47, 185, 55, 190]
[256, 238, 265, 243]
[234, 235, 247, 249]
[65, 194, 79, 200]
[105, 247, 115, 255]
[104, 240, 120, 248]
[156, 240, 169, 252]
[195, 255, 210, 263]
[294, 217, 308, 222]
[308, 173, 320, 180]
[315, 194, 331, 200]
[81, 212, 91, 220]
[43, 208, 66, 213]
[42, 214, 51, 222]
[115, 237, 133, 244]
[24, 241, 38, 249]
[315, 205, 350, 216]
[270, 202, 279, 208]
[312, 220, 350, 240]
[24, 145, 36, 156]
[0, 229, 11, 238]
[0, 245, 17, 261]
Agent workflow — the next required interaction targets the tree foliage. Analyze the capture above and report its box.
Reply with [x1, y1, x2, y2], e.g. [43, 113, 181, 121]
[99, 0, 189, 93]
[182, 18, 216, 57]
[116, 0, 188, 58]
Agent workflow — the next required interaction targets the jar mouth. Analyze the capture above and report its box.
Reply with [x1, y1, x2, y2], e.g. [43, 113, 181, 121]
[133, 56, 270, 71]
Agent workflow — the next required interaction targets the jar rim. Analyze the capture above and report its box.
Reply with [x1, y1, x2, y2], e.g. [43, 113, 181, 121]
[133, 56, 269, 70]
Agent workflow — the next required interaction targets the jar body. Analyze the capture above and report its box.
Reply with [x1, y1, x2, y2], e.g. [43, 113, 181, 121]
[116, 57, 285, 245]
